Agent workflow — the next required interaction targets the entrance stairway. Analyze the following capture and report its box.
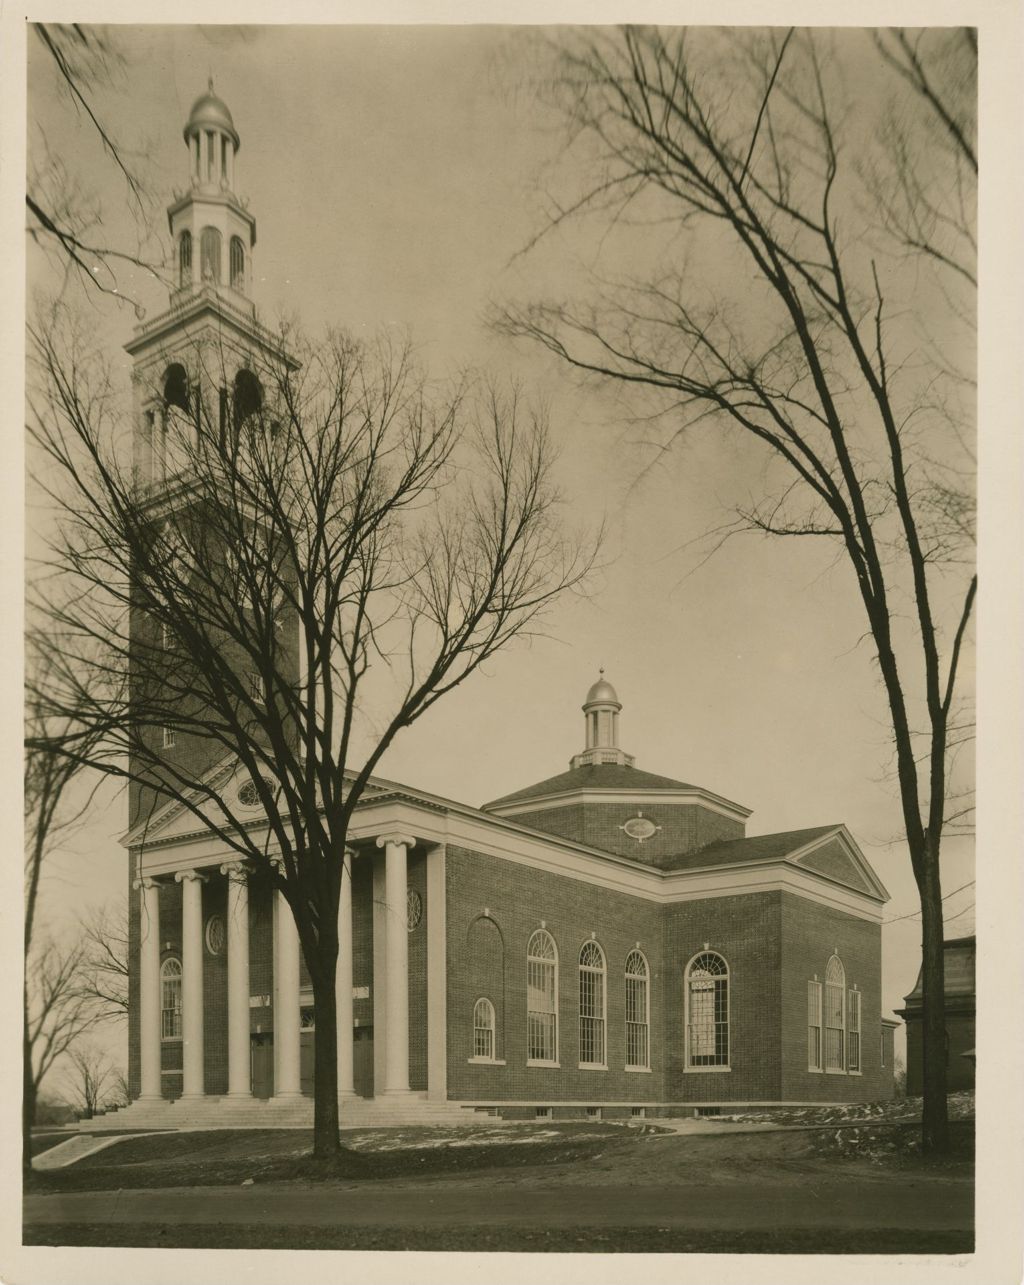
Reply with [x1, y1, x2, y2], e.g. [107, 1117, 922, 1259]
[72, 1092, 475, 1132]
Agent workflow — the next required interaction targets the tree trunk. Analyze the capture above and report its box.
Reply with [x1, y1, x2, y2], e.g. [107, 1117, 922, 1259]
[311, 967, 340, 1158]
[916, 848, 950, 1154]
[23, 1003, 37, 1177]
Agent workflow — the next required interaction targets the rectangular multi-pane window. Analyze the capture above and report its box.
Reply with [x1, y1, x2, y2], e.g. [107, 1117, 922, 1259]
[825, 975, 846, 1071]
[249, 671, 265, 704]
[848, 989, 861, 1072]
[625, 978, 649, 1068]
[162, 726, 175, 749]
[807, 980, 823, 1071]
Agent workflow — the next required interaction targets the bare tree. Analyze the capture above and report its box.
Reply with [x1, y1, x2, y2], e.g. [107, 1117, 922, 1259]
[79, 899, 130, 1020]
[497, 26, 975, 1153]
[64, 1043, 120, 1119]
[27, 309, 594, 1158]
[28, 23, 164, 309]
[24, 644, 111, 1173]
[24, 937, 103, 1163]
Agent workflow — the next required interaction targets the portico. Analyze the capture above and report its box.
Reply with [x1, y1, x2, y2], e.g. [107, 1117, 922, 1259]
[133, 831, 445, 1109]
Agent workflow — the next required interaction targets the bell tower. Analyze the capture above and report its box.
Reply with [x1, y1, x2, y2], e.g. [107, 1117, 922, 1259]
[124, 83, 298, 830]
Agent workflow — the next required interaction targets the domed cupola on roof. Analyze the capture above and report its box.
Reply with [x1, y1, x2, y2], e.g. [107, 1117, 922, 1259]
[571, 670, 635, 769]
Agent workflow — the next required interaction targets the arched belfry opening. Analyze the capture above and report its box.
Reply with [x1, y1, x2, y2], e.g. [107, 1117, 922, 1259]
[233, 368, 263, 433]
[164, 364, 189, 414]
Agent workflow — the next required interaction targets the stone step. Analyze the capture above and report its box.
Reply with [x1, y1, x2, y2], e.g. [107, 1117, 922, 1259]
[72, 1097, 477, 1132]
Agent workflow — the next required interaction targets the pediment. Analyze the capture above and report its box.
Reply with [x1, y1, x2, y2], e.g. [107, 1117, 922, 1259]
[789, 828, 888, 901]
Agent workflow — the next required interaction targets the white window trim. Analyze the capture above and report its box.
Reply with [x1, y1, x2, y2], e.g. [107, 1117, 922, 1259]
[684, 950, 731, 1070]
[162, 726, 175, 749]
[848, 988, 862, 1075]
[578, 939, 607, 1070]
[467, 1056, 507, 1065]
[526, 928, 559, 1066]
[807, 978, 823, 1073]
[624, 948, 651, 1072]
[824, 955, 847, 1075]
[684, 1065, 732, 1074]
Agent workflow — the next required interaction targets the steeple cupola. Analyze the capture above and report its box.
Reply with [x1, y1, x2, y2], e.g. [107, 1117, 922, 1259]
[184, 79, 241, 192]
[571, 670, 636, 769]
[168, 81, 256, 301]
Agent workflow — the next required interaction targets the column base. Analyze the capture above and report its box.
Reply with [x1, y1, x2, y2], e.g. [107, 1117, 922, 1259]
[225, 1090, 254, 1100]
[178, 1092, 208, 1102]
[272, 1091, 305, 1101]
[378, 1089, 421, 1102]
[135, 1093, 164, 1105]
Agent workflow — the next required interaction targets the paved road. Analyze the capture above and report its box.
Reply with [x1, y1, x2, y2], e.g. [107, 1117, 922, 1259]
[25, 1177, 973, 1233]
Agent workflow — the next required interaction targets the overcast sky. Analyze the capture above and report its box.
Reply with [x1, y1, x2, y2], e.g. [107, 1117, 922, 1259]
[24, 23, 982, 1063]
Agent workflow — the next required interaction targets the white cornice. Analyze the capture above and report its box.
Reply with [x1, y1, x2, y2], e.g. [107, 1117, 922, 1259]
[486, 787, 752, 824]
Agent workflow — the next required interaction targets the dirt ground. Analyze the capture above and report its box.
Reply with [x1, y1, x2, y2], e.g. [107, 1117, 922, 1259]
[24, 1117, 974, 1252]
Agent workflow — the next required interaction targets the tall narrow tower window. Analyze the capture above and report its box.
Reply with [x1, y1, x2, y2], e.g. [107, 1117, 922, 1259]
[178, 231, 192, 288]
[230, 237, 245, 290]
[200, 227, 221, 282]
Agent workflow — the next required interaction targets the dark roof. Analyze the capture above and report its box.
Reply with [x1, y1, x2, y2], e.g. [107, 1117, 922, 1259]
[649, 825, 840, 873]
[485, 763, 697, 809]
[903, 936, 975, 1003]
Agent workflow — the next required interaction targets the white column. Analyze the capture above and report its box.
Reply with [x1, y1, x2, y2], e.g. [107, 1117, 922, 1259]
[221, 862, 251, 1098]
[336, 849, 355, 1098]
[175, 870, 208, 1098]
[136, 876, 162, 1101]
[225, 139, 235, 190]
[425, 845, 448, 1103]
[372, 857, 387, 1094]
[273, 882, 302, 1098]
[377, 833, 415, 1096]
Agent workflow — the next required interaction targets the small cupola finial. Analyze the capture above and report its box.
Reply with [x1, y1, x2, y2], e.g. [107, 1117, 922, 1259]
[570, 670, 635, 770]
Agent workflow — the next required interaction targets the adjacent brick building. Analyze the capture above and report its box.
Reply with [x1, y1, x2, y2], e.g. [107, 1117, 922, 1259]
[124, 669, 895, 1122]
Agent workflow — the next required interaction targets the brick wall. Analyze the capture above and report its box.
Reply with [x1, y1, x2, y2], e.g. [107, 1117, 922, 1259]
[779, 891, 893, 1102]
[508, 800, 744, 864]
[662, 892, 783, 1102]
[444, 845, 664, 1105]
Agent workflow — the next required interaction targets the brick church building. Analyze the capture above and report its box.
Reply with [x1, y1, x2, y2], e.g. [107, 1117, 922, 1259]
[108, 87, 895, 1129]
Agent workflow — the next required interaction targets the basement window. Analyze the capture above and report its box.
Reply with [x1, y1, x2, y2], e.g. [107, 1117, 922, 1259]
[535, 1106, 552, 1120]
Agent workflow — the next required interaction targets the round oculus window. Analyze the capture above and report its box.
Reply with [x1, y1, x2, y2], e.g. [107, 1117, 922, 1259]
[237, 776, 272, 808]
[406, 889, 423, 931]
[205, 914, 226, 956]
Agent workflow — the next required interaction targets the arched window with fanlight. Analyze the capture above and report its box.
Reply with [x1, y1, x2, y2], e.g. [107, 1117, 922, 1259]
[200, 226, 221, 283]
[526, 929, 558, 1065]
[824, 955, 846, 1072]
[178, 230, 192, 288]
[578, 940, 607, 1067]
[625, 949, 650, 1070]
[472, 998, 496, 1061]
[685, 951, 729, 1068]
[160, 958, 182, 1040]
[229, 236, 246, 291]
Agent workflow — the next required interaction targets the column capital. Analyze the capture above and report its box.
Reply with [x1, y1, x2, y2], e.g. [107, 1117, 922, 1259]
[132, 876, 160, 890]
[174, 868, 209, 885]
[220, 861, 249, 883]
[375, 832, 416, 851]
